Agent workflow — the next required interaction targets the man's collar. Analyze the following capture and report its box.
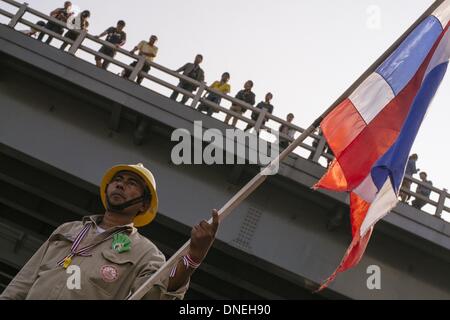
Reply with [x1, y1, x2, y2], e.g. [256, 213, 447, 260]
[82, 215, 137, 235]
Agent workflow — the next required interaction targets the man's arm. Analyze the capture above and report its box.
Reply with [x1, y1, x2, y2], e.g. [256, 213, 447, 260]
[129, 210, 219, 300]
[117, 32, 126, 48]
[175, 63, 189, 73]
[198, 69, 205, 83]
[0, 239, 50, 300]
[130, 42, 140, 55]
[249, 93, 256, 106]
[167, 209, 219, 291]
[50, 8, 61, 17]
[96, 27, 112, 38]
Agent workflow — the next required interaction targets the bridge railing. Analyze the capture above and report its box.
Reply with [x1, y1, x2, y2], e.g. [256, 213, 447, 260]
[0, 0, 449, 223]
[0, 0, 331, 160]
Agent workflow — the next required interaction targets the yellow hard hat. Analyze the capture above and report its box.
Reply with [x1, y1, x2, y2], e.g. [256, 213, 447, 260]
[100, 163, 158, 227]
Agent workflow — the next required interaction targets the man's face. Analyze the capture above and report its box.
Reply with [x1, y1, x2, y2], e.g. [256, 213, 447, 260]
[221, 74, 230, 82]
[194, 55, 203, 64]
[244, 81, 253, 90]
[65, 4, 72, 12]
[107, 171, 147, 215]
[265, 93, 273, 102]
[420, 173, 427, 181]
[117, 23, 125, 31]
[149, 36, 157, 44]
[287, 114, 294, 122]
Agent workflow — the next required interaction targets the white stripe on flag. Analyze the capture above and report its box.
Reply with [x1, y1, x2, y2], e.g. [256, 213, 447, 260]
[360, 178, 398, 237]
[432, 0, 450, 28]
[354, 174, 378, 203]
[349, 72, 395, 124]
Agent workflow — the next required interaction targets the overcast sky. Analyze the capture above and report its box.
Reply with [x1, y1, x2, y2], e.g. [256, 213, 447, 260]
[2, 0, 449, 215]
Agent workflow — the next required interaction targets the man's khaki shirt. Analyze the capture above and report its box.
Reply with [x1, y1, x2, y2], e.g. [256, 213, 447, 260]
[0, 215, 188, 300]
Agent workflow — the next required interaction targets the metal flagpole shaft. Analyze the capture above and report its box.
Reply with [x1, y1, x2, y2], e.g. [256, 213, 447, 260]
[128, 0, 445, 300]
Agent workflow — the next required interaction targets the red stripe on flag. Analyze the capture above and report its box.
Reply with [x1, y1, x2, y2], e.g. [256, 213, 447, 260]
[316, 224, 373, 292]
[314, 159, 348, 191]
[320, 98, 367, 158]
[350, 192, 371, 237]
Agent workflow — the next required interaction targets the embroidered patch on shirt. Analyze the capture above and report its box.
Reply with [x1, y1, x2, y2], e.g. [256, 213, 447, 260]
[100, 265, 119, 282]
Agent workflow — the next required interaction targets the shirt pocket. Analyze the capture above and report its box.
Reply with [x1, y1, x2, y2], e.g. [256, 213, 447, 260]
[87, 250, 135, 298]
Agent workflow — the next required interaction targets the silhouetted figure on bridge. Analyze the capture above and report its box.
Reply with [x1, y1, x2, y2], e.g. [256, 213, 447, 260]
[279, 113, 295, 149]
[37, 1, 73, 45]
[224, 80, 255, 127]
[197, 72, 231, 116]
[95, 20, 127, 70]
[412, 171, 433, 210]
[245, 92, 274, 134]
[308, 128, 333, 166]
[170, 54, 205, 105]
[400, 153, 419, 202]
[121, 35, 158, 84]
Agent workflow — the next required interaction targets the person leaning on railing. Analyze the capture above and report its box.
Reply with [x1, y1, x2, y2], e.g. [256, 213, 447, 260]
[121, 35, 158, 84]
[95, 20, 127, 70]
[170, 54, 205, 105]
[60, 10, 90, 51]
[400, 154, 419, 203]
[279, 113, 295, 149]
[20, 20, 46, 38]
[197, 72, 231, 116]
[412, 171, 433, 210]
[37, 1, 74, 45]
[224, 80, 256, 127]
[245, 92, 274, 134]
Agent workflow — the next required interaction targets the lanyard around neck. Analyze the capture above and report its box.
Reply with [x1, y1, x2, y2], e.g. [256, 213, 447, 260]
[57, 222, 126, 268]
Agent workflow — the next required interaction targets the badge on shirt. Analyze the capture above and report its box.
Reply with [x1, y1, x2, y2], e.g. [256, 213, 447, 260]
[112, 233, 131, 253]
[100, 265, 119, 282]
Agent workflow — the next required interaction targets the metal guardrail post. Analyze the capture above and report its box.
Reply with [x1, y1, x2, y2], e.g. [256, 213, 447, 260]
[312, 134, 327, 163]
[8, 2, 27, 28]
[436, 188, 448, 218]
[129, 56, 146, 81]
[68, 29, 87, 55]
[191, 81, 206, 109]
[253, 110, 267, 134]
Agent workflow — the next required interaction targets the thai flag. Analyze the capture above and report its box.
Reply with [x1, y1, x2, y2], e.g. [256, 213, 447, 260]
[315, 1, 450, 290]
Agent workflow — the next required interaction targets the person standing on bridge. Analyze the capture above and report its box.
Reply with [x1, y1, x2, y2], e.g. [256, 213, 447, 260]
[37, 1, 74, 45]
[400, 153, 419, 203]
[0, 163, 219, 300]
[245, 92, 274, 134]
[279, 113, 295, 149]
[121, 35, 159, 84]
[60, 10, 91, 51]
[170, 54, 205, 105]
[412, 171, 433, 210]
[197, 72, 231, 116]
[95, 20, 127, 70]
[224, 80, 256, 127]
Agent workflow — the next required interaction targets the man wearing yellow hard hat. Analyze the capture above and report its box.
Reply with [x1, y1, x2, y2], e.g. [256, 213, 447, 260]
[0, 163, 219, 300]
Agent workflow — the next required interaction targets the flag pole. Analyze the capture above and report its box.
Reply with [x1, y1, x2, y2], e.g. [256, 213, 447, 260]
[128, 0, 445, 300]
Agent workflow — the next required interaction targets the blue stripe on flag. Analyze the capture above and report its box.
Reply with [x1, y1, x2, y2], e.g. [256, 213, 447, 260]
[376, 16, 443, 95]
[371, 61, 448, 192]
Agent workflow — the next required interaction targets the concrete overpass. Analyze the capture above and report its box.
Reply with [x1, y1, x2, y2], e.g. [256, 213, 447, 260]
[0, 2, 450, 299]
